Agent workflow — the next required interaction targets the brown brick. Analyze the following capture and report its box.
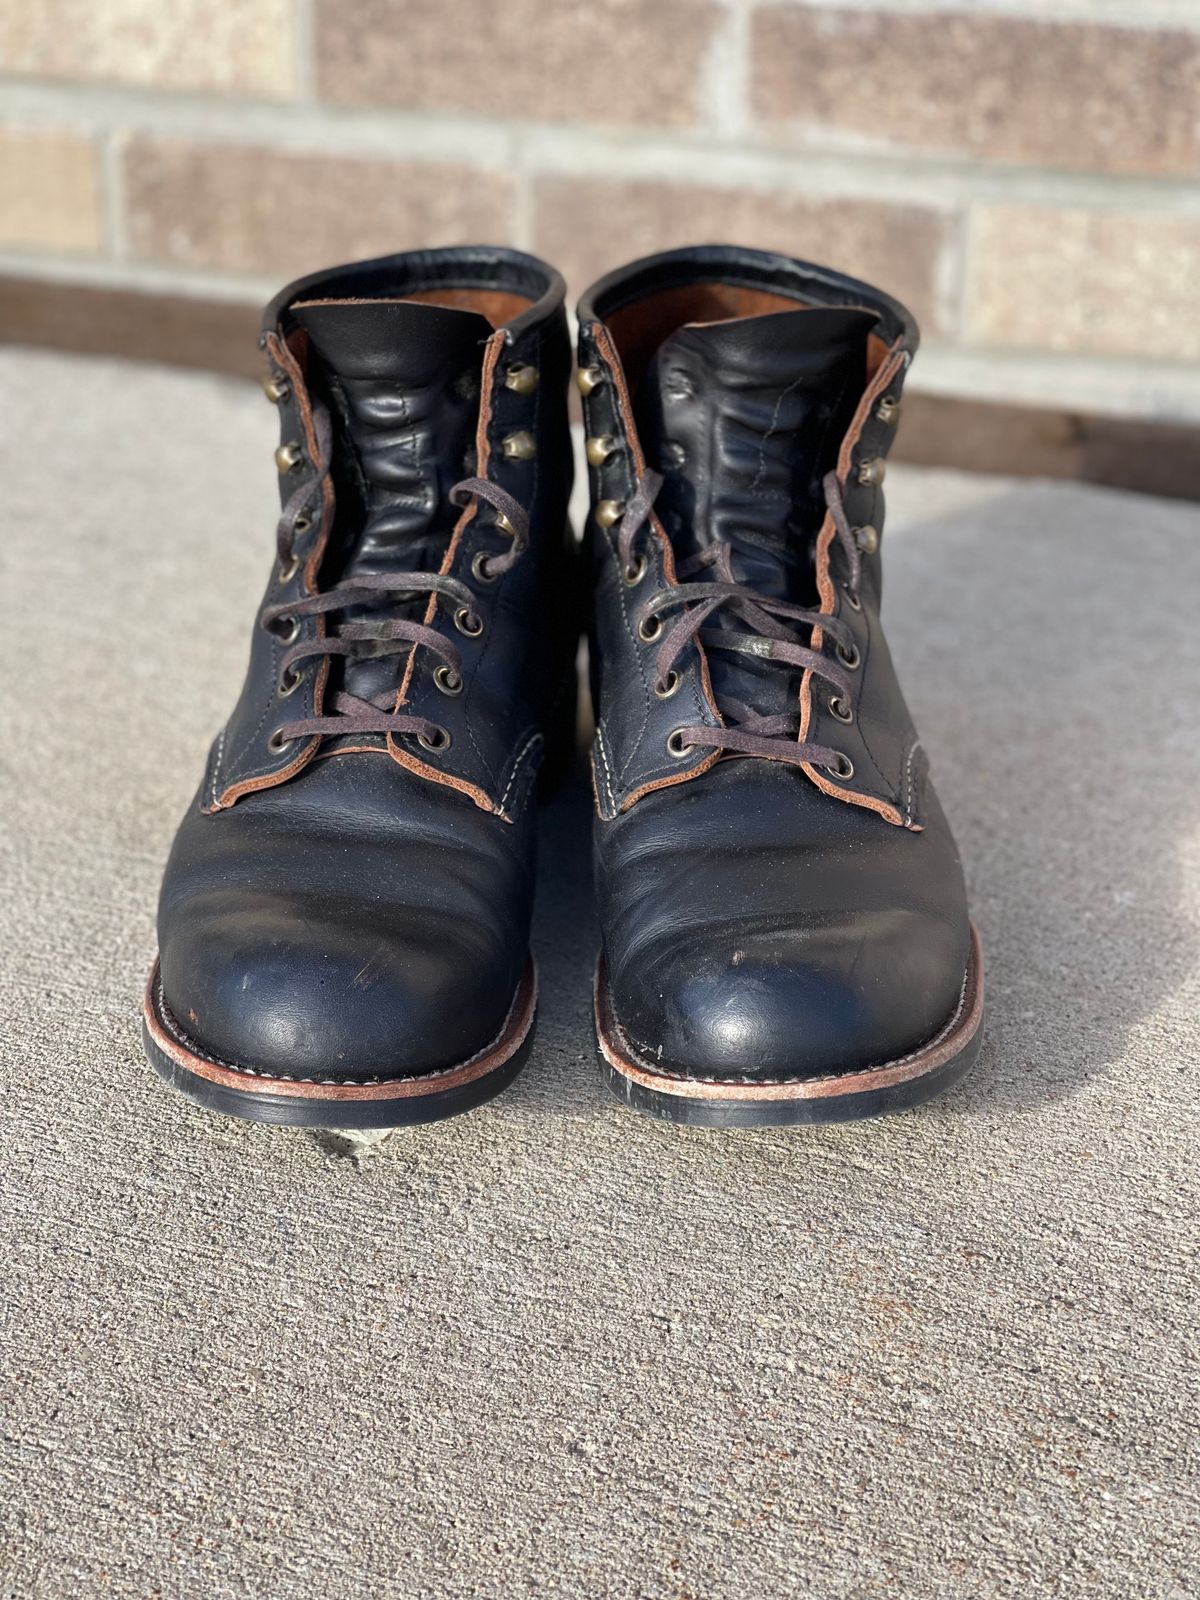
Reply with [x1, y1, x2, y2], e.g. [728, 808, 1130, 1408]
[969, 205, 1200, 363]
[122, 137, 514, 278]
[0, 0, 295, 97]
[533, 176, 948, 333]
[751, 8, 1200, 177]
[0, 127, 103, 253]
[316, 0, 719, 127]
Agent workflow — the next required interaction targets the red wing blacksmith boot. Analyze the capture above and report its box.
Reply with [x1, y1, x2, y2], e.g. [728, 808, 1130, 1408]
[143, 247, 576, 1129]
[577, 246, 983, 1125]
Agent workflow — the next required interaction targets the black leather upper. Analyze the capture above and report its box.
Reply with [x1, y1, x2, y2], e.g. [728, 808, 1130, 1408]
[579, 245, 970, 1080]
[156, 247, 574, 1081]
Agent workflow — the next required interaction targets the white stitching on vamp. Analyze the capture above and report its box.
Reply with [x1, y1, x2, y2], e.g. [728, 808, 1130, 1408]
[902, 740, 923, 827]
[210, 728, 227, 807]
[595, 722, 618, 813]
[497, 729, 543, 813]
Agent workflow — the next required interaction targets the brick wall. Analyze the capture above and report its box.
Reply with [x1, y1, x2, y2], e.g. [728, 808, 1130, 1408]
[2, 0, 1198, 423]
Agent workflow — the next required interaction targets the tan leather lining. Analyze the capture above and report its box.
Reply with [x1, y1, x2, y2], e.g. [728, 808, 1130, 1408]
[604, 282, 886, 395]
[293, 288, 533, 329]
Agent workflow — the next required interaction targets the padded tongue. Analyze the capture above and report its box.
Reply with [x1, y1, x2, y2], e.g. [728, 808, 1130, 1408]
[288, 294, 492, 566]
[291, 296, 493, 390]
[633, 302, 878, 718]
[288, 294, 494, 708]
[633, 304, 878, 594]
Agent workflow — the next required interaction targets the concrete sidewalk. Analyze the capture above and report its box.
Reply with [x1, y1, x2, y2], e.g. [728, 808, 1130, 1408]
[1, 350, 1196, 1599]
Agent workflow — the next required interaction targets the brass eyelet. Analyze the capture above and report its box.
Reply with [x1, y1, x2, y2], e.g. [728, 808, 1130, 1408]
[278, 665, 303, 698]
[828, 694, 854, 724]
[857, 458, 886, 488]
[836, 640, 861, 670]
[261, 373, 290, 404]
[274, 441, 304, 474]
[278, 554, 300, 584]
[638, 613, 663, 643]
[876, 396, 901, 426]
[824, 752, 855, 781]
[666, 729, 695, 759]
[433, 665, 463, 697]
[576, 364, 604, 396]
[267, 728, 295, 755]
[842, 585, 862, 612]
[494, 512, 517, 537]
[500, 430, 537, 462]
[417, 725, 452, 754]
[472, 551, 498, 584]
[455, 606, 484, 638]
[585, 434, 619, 467]
[504, 363, 539, 396]
[855, 524, 879, 556]
[293, 510, 314, 537]
[654, 670, 680, 700]
[271, 614, 300, 645]
[623, 554, 646, 587]
[595, 499, 625, 531]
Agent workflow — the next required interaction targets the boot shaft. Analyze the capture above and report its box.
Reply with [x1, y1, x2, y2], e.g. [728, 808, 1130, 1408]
[209, 246, 575, 817]
[577, 245, 922, 828]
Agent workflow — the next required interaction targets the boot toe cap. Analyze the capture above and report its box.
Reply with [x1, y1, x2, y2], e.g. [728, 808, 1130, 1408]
[159, 893, 519, 1082]
[607, 909, 968, 1083]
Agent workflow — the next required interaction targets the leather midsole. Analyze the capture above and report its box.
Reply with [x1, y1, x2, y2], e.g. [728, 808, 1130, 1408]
[143, 956, 537, 1102]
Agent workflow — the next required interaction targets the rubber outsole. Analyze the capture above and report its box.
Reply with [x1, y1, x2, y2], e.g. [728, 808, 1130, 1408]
[594, 923, 985, 1128]
[142, 956, 537, 1130]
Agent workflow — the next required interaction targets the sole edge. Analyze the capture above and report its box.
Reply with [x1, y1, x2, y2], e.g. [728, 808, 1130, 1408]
[595, 925, 984, 1128]
[142, 957, 538, 1130]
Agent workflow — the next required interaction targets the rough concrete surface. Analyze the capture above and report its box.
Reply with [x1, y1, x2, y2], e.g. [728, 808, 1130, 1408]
[0, 350, 1197, 1599]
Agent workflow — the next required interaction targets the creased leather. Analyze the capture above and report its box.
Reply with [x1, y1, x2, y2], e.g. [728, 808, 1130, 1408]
[156, 247, 575, 1082]
[580, 245, 972, 1081]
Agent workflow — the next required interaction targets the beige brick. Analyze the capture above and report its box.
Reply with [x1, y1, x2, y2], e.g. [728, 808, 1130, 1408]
[752, 8, 1200, 177]
[534, 177, 949, 334]
[0, 127, 103, 253]
[969, 206, 1200, 362]
[316, 0, 719, 127]
[122, 137, 514, 278]
[0, 0, 295, 97]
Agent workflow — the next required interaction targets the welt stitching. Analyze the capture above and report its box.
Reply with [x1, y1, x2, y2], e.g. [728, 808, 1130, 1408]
[154, 966, 525, 1087]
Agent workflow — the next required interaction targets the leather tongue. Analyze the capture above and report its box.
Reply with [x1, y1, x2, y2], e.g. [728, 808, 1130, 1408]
[290, 295, 494, 565]
[633, 305, 878, 596]
[288, 294, 494, 710]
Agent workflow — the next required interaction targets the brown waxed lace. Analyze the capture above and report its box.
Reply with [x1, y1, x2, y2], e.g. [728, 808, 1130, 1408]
[616, 469, 865, 773]
[260, 398, 530, 746]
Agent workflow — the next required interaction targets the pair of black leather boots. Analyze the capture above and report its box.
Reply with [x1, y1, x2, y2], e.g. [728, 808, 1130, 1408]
[143, 244, 983, 1131]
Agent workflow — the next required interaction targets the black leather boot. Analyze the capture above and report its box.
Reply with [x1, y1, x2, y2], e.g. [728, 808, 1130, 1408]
[143, 247, 576, 1128]
[577, 246, 983, 1125]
